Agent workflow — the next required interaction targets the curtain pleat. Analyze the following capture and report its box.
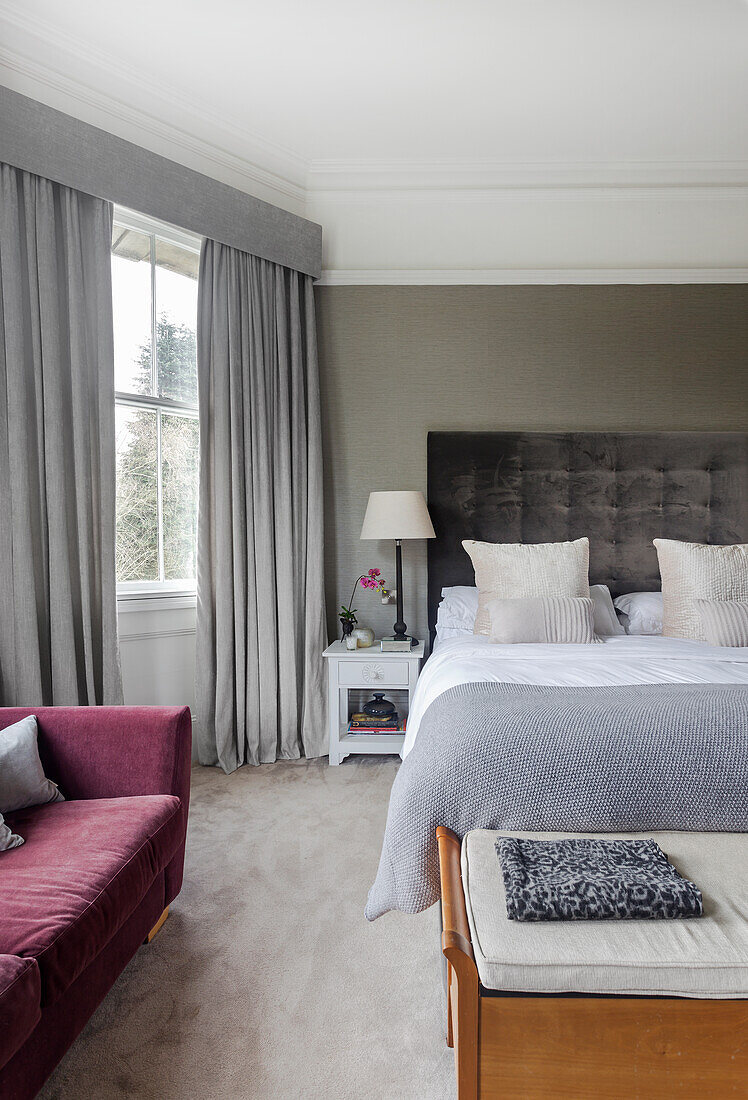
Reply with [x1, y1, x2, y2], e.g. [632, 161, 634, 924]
[0, 163, 122, 705]
[196, 240, 327, 771]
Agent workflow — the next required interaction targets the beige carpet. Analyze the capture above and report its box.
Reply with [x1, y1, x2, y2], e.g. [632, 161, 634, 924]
[39, 758, 454, 1099]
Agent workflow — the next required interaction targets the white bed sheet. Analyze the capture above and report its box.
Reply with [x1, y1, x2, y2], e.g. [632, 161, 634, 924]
[402, 633, 748, 757]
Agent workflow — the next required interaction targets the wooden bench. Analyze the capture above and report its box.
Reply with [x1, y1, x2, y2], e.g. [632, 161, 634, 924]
[437, 826, 748, 1099]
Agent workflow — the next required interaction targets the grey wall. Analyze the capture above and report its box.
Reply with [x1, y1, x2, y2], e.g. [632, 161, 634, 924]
[316, 284, 748, 643]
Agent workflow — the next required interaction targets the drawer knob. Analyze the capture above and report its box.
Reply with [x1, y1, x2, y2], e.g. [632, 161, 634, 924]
[362, 664, 385, 683]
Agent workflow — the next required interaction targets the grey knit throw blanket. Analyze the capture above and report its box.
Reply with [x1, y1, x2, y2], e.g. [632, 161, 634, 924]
[365, 682, 748, 920]
[496, 837, 703, 921]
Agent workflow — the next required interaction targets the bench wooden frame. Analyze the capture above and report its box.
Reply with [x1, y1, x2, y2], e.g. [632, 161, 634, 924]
[437, 826, 748, 1099]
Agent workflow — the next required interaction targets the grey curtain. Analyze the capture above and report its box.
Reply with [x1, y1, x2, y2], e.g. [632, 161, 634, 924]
[196, 239, 327, 771]
[0, 163, 122, 706]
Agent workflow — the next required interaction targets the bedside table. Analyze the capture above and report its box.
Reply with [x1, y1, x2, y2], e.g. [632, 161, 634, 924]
[323, 640, 425, 765]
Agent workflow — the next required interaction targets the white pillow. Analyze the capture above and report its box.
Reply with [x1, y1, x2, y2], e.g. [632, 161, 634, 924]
[654, 539, 748, 641]
[614, 592, 663, 636]
[589, 584, 626, 637]
[462, 538, 590, 636]
[435, 586, 479, 639]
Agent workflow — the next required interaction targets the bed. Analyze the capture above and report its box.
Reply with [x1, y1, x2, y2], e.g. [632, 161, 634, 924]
[366, 431, 748, 921]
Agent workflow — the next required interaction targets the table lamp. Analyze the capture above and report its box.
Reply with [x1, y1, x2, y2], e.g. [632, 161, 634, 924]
[360, 490, 435, 647]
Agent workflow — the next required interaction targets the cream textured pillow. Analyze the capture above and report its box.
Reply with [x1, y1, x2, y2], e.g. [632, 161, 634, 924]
[696, 600, 748, 647]
[653, 540, 748, 641]
[462, 537, 590, 636]
[486, 596, 597, 644]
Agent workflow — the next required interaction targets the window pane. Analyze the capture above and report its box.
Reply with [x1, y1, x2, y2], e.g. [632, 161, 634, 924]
[155, 238, 198, 404]
[161, 412, 199, 582]
[112, 227, 152, 396]
[115, 405, 159, 581]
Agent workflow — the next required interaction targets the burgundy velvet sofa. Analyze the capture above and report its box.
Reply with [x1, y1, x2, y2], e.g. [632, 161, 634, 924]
[0, 706, 192, 1099]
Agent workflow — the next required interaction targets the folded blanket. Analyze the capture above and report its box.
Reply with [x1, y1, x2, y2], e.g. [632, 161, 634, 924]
[366, 683, 748, 920]
[497, 837, 703, 921]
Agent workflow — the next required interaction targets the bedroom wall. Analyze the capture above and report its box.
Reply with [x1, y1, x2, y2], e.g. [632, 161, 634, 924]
[316, 284, 748, 644]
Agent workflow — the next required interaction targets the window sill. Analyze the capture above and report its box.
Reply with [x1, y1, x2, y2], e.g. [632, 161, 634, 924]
[117, 591, 197, 614]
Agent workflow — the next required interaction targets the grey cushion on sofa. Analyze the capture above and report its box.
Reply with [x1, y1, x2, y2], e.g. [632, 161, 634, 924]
[0, 716, 64, 813]
[0, 814, 23, 851]
[462, 829, 748, 998]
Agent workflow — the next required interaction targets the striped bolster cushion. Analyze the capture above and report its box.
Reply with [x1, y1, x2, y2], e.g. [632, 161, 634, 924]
[485, 596, 599, 644]
[696, 600, 748, 647]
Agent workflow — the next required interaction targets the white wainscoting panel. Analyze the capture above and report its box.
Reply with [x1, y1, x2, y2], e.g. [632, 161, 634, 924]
[117, 599, 197, 726]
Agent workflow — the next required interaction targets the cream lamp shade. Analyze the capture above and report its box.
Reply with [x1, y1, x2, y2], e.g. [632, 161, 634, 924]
[360, 491, 436, 541]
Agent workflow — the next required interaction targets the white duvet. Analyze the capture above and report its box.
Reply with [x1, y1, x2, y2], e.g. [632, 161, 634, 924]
[402, 633, 748, 757]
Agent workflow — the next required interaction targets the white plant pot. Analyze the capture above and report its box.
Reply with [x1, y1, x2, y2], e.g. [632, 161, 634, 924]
[351, 626, 375, 648]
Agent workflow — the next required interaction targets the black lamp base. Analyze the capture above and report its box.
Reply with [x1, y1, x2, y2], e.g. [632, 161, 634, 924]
[392, 539, 416, 644]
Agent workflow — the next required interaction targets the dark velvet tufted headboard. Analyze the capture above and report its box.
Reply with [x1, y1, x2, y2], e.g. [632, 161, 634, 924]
[427, 431, 748, 642]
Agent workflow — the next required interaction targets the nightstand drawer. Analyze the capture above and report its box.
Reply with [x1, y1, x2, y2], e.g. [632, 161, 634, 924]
[337, 659, 410, 687]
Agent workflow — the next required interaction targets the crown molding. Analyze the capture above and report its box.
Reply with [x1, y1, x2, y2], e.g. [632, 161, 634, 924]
[0, 6, 307, 212]
[307, 159, 748, 197]
[308, 186, 748, 208]
[317, 268, 748, 286]
[0, 0, 743, 225]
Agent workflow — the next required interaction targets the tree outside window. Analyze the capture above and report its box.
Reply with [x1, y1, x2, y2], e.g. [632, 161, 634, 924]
[112, 215, 200, 592]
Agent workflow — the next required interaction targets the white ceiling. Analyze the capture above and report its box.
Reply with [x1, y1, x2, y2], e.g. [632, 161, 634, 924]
[2, 0, 748, 280]
[2, 0, 747, 200]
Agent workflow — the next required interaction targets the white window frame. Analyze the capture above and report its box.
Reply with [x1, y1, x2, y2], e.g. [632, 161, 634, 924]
[113, 207, 202, 603]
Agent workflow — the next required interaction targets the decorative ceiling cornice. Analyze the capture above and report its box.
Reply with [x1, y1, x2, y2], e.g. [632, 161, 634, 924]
[306, 158, 748, 195]
[0, 3, 308, 212]
[1, 1, 746, 284]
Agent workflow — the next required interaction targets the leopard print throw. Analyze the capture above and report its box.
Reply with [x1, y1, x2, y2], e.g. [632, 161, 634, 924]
[496, 837, 703, 921]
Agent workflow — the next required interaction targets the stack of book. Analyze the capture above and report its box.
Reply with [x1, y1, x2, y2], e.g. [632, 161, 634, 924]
[347, 712, 405, 735]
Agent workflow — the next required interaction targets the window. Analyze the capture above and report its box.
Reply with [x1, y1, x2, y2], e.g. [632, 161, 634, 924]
[112, 210, 201, 595]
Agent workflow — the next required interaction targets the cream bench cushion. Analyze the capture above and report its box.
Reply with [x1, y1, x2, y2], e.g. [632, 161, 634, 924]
[461, 829, 748, 999]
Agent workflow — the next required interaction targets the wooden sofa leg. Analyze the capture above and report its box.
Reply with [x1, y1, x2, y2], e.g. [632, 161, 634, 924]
[438, 827, 479, 1100]
[145, 907, 169, 943]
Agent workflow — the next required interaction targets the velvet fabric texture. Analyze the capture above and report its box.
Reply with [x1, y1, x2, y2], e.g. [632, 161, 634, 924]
[196, 240, 327, 770]
[0, 879, 165, 1100]
[0, 706, 191, 1097]
[0, 706, 192, 901]
[3, 796, 182, 1004]
[0, 956, 40, 1069]
[427, 431, 748, 643]
[0, 164, 122, 706]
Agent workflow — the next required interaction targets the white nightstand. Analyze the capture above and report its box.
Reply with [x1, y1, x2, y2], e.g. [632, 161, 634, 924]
[323, 640, 425, 765]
